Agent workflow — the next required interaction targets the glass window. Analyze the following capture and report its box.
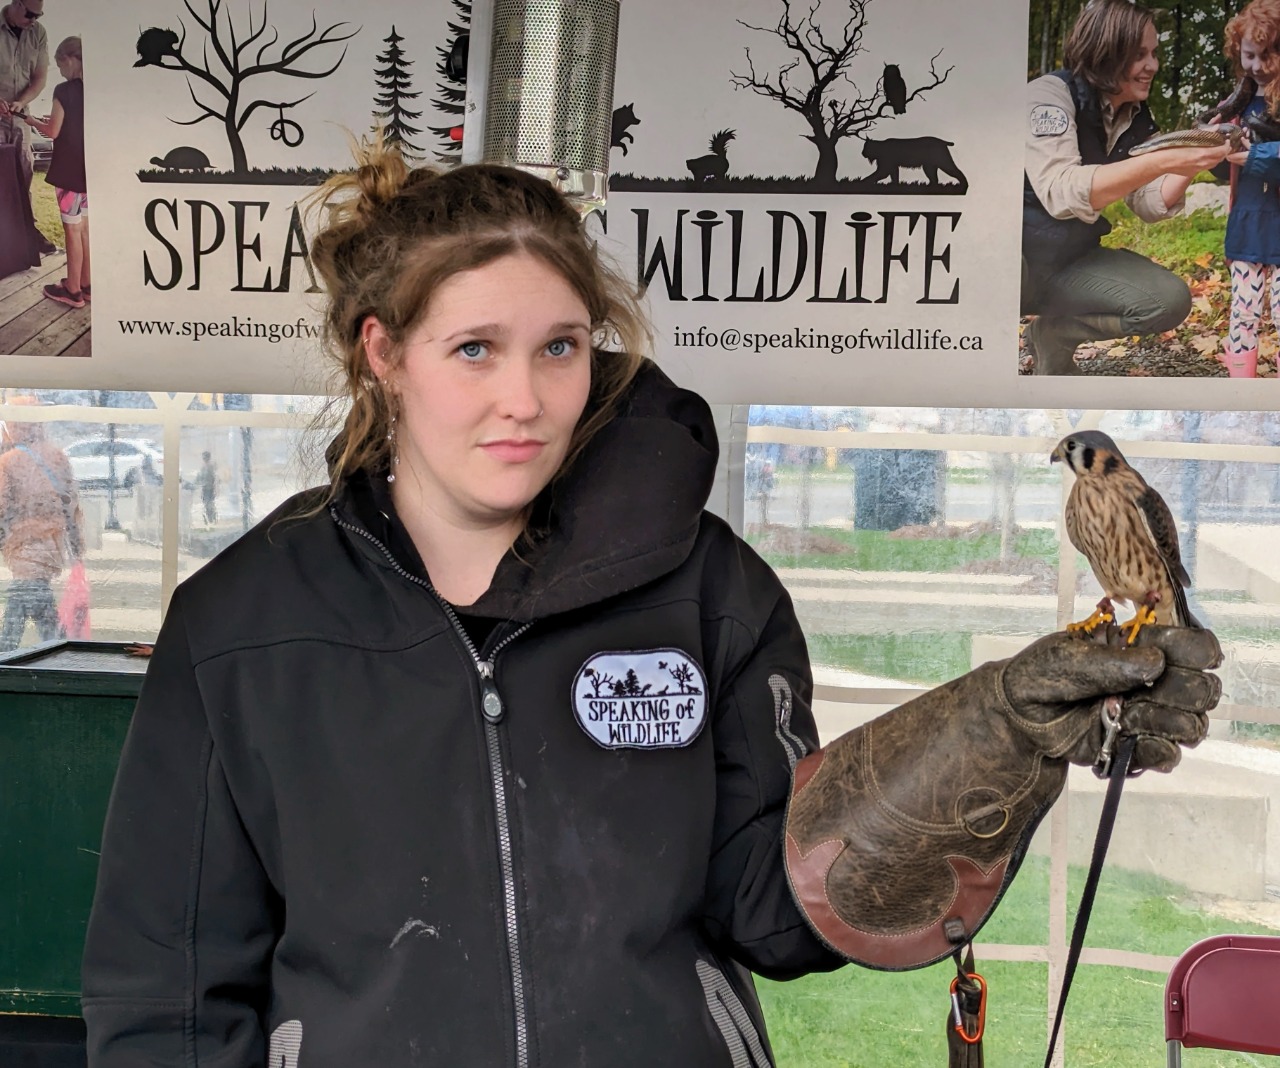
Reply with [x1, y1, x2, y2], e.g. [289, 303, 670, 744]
[737, 403, 1280, 1066]
[0, 391, 325, 649]
[1, 391, 1275, 1065]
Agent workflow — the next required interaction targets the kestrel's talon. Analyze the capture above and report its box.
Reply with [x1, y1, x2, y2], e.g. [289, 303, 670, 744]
[1119, 604, 1159, 645]
[1066, 606, 1114, 634]
[1067, 597, 1115, 635]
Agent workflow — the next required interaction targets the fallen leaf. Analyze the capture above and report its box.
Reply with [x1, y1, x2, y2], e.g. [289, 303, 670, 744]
[1189, 334, 1222, 356]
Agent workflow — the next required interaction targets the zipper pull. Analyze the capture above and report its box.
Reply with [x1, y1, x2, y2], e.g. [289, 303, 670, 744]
[477, 660, 504, 723]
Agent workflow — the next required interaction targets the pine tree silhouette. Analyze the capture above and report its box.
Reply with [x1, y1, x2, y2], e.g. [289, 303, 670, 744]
[372, 26, 425, 161]
[429, 0, 472, 163]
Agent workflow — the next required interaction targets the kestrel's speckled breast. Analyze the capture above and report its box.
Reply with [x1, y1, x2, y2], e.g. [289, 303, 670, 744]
[1066, 476, 1178, 624]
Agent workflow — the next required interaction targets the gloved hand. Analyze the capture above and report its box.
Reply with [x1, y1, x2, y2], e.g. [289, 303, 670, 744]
[997, 623, 1221, 773]
[784, 625, 1222, 971]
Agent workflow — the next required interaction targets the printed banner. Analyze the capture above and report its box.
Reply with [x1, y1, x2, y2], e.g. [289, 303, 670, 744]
[598, 0, 1023, 405]
[0, 0, 1273, 408]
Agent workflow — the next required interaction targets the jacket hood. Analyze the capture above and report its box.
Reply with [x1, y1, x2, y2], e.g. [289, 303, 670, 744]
[334, 358, 719, 620]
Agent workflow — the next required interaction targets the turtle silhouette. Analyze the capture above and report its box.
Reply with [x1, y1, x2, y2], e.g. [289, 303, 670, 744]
[149, 146, 213, 173]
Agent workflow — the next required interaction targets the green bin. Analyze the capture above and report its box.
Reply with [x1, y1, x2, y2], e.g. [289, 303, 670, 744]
[0, 642, 145, 1017]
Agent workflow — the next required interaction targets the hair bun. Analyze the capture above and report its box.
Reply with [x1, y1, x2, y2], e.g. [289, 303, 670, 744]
[352, 147, 410, 217]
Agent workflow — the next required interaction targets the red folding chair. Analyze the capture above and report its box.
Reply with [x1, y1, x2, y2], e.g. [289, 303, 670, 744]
[1165, 934, 1280, 1066]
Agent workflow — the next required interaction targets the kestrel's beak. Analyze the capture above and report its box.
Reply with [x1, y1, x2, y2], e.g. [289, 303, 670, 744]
[1049, 448, 1062, 464]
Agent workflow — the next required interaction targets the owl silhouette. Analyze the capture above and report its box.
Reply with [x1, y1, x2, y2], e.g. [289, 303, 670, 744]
[884, 64, 908, 114]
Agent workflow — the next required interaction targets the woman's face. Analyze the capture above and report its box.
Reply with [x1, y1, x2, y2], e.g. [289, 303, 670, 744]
[364, 251, 593, 533]
[1112, 21, 1159, 106]
[1241, 36, 1275, 84]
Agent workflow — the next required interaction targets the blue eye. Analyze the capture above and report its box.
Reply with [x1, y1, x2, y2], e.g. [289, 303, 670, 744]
[458, 341, 487, 361]
[546, 338, 575, 358]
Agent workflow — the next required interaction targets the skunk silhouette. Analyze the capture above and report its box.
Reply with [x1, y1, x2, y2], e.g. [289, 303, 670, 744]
[686, 129, 735, 182]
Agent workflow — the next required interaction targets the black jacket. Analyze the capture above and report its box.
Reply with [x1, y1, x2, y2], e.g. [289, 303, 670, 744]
[1022, 69, 1159, 289]
[81, 362, 841, 1067]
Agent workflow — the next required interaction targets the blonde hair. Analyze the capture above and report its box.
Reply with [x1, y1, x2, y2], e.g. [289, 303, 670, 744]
[307, 135, 649, 499]
[54, 36, 82, 79]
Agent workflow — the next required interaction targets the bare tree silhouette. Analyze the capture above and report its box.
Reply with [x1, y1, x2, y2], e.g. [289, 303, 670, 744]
[582, 667, 616, 698]
[659, 659, 702, 694]
[428, 0, 471, 163]
[373, 26, 424, 160]
[729, 0, 952, 185]
[135, 0, 360, 176]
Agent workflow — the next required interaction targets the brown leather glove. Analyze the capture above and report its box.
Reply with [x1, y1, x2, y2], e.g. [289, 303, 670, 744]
[784, 625, 1222, 971]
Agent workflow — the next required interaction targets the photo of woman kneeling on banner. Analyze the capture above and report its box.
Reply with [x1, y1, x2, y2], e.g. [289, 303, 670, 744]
[1020, 0, 1268, 377]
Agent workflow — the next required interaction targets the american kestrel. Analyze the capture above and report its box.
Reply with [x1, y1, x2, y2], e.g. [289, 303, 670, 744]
[1051, 430, 1197, 641]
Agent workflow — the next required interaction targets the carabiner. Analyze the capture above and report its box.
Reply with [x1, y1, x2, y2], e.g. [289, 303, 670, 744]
[949, 970, 987, 1044]
[1093, 695, 1124, 779]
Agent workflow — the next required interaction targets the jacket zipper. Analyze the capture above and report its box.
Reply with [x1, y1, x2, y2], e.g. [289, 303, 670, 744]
[332, 512, 535, 1067]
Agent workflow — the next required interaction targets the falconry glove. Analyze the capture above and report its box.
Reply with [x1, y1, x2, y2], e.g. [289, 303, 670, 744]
[784, 624, 1221, 970]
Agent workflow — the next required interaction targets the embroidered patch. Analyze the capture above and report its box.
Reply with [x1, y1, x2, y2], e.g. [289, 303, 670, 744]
[1030, 104, 1070, 136]
[572, 648, 708, 749]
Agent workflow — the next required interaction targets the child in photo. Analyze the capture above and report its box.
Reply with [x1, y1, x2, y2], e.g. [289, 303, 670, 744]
[1220, 2, 1280, 376]
[22, 35, 88, 309]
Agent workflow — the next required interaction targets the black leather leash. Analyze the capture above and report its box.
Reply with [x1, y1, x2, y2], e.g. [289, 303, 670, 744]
[1042, 718, 1139, 1068]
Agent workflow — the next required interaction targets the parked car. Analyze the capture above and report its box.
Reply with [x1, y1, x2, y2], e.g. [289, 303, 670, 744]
[65, 438, 163, 488]
[29, 130, 53, 171]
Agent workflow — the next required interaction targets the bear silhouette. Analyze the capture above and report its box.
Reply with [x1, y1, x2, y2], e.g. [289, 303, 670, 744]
[611, 104, 640, 156]
[861, 136, 966, 188]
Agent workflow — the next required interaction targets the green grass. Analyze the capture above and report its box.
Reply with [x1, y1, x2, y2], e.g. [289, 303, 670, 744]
[747, 526, 1060, 574]
[771, 468, 854, 483]
[948, 466, 1059, 485]
[30, 176, 63, 248]
[758, 854, 1277, 1066]
[1228, 721, 1280, 747]
[808, 632, 972, 686]
[1101, 201, 1227, 277]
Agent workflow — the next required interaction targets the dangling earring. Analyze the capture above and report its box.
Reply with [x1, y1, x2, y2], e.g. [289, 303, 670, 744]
[383, 380, 401, 484]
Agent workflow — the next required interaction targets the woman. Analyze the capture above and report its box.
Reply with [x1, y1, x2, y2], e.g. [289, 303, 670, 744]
[81, 146, 1221, 1066]
[1023, 0, 1234, 375]
[0, 409, 82, 650]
